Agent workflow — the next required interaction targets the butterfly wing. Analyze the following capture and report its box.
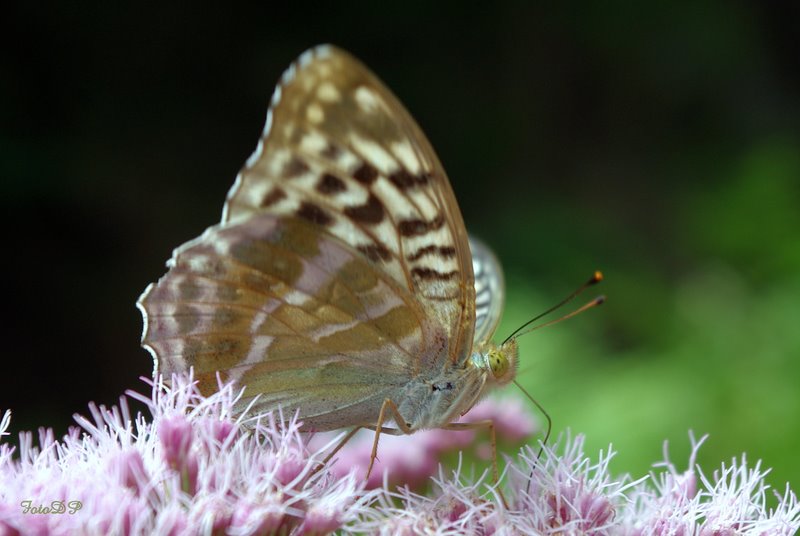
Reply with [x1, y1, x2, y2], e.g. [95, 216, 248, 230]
[223, 45, 475, 362]
[138, 45, 477, 429]
[139, 215, 442, 429]
[470, 236, 505, 346]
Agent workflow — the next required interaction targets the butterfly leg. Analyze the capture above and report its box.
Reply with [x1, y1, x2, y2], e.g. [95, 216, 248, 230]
[313, 425, 365, 477]
[443, 419, 509, 509]
[364, 398, 413, 480]
[309, 398, 410, 482]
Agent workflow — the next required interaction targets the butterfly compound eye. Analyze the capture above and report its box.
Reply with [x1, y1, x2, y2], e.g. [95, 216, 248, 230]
[488, 349, 510, 379]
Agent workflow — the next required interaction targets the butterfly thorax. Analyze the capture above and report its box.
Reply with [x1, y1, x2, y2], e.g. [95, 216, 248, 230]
[395, 339, 518, 431]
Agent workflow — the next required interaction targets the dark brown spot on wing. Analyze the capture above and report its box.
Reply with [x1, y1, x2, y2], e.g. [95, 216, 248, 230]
[398, 215, 445, 237]
[423, 293, 460, 301]
[411, 267, 459, 281]
[316, 173, 347, 194]
[297, 202, 333, 226]
[358, 243, 391, 262]
[407, 245, 456, 261]
[174, 304, 200, 333]
[259, 187, 287, 208]
[283, 157, 310, 178]
[344, 193, 384, 224]
[389, 170, 431, 190]
[352, 163, 378, 184]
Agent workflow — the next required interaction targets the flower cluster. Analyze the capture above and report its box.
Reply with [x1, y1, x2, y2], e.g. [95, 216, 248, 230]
[0, 375, 373, 535]
[359, 433, 799, 534]
[309, 395, 537, 490]
[1, 374, 797, 535]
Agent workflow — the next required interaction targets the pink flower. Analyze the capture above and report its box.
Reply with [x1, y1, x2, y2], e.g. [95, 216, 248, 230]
[0, 374, 375, 535]
[311, 396, 539, 490]
[0, 375, 798, 534]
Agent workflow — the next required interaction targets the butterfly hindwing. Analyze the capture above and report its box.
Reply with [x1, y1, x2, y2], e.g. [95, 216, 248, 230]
[139, 214, 447, 428]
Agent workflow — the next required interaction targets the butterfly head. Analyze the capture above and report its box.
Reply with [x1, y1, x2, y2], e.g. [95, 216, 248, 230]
[472, 339, 519, 387]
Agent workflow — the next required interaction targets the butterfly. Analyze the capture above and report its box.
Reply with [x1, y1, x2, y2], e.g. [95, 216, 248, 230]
[137, 45, 519, 478]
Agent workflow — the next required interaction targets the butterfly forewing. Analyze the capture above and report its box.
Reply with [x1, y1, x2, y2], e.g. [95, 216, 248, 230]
[139, 45, 482, 430]
[223, 45, 475, 359]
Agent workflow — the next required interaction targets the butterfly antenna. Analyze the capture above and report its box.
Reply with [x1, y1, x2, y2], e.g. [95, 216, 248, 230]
[504, 272, 605, 495]
[502, 271, 604, 346]
[514, 295, 606, 342]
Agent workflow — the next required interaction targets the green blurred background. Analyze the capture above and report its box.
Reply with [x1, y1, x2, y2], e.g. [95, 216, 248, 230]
[3, 3, 798, 493]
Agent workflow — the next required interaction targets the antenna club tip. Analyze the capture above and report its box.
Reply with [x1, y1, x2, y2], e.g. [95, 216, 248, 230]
[590, 271, 604, 284]
[595, 295, 606, 305]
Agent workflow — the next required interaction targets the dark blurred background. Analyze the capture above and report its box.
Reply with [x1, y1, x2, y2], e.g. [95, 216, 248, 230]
[3, 3, 799, 491]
